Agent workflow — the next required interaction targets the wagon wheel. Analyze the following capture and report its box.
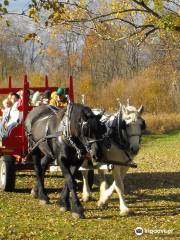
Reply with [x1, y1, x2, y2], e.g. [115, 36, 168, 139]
[0, 155, 16, 192]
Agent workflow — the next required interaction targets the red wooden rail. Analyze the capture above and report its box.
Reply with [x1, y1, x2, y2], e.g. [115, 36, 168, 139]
[0, 75, 74, 97]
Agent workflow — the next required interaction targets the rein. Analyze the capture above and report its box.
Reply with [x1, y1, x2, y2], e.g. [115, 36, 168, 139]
[101, 158, 137, 168]
[80, 121, 104, 153]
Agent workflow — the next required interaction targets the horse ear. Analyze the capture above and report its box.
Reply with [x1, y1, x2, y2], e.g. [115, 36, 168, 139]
[138, 105, 144, 115]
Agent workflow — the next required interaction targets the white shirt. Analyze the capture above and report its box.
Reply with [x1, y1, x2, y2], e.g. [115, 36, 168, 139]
[6, 102, 23, 127]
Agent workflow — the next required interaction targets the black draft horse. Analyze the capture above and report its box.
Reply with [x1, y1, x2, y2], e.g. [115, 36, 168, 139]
[25, 103, 106, 218]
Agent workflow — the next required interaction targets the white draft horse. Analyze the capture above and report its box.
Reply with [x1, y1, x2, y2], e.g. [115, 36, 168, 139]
[82, 103, 146, 216]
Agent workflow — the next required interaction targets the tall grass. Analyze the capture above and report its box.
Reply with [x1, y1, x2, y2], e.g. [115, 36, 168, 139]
[76, 63, 179, 114]
[144, 113, 180, 134]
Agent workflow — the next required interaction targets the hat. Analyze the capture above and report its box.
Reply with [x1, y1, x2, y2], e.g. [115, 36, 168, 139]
[56, 87, 64, 96]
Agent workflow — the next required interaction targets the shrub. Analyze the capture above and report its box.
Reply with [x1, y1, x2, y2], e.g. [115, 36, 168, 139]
[144, 113, 180, 133]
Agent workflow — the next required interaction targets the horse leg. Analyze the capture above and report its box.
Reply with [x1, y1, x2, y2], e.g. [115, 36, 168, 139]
[31, 155, 52, 200]
[98, 168, 109, 195]
[59, 164, 79, 212]
[81, 160, 91, 202]
[59, 183, 71, 212]
[97, 169, 115, 207]
[32, 152, 49, 204]
[112, 166, 131, 216]
[59, 159, 85, 219]
[97, 182, 115, 208]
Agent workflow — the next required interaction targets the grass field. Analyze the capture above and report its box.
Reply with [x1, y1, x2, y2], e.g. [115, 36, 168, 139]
[0, 131, 180, 240]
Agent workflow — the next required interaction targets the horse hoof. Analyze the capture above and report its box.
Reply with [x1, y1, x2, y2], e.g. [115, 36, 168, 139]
[39, 199, 49, 205]
[120, 209, 133, 217]
[60, 207, 68, 212]
[31, 188, 38, 198]
[97, 201, 108, 209]
[82, 196, 90, 203]
[72, 212, 85, 219]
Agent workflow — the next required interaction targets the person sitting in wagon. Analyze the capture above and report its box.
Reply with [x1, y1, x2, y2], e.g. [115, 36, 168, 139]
[49, 88, 68, 108]
[1, 98, 13, 119]
[56, 87, 68, 107]
[49, 91, 59, 107]
[0, 93, 23, 139]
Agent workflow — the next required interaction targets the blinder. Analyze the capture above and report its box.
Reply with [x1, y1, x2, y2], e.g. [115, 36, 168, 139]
[108, 112, 146, 152]
[141, 119, 146, 130]
[79, 118, 105, 153]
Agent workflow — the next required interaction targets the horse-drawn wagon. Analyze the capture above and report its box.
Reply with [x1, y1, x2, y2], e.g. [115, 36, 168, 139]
[0, 75, 93, 192]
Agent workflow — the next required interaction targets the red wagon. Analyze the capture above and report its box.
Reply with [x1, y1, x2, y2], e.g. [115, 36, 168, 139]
[0, 75, 77, 191]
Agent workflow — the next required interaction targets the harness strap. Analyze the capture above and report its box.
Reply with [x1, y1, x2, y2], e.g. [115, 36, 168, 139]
[27, 104, 84, 159]
[27, 131, 62, 156]
[47, 105, 59, 114]
[117, 113, 128, 149]
[27, 106, 62, 158]
[101, 159, 137, 168]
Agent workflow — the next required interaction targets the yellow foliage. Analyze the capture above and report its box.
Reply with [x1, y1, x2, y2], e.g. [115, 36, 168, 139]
[144, 113, 180, 133]
[29, 72, 44, 87]
[78, 63, 179, 113]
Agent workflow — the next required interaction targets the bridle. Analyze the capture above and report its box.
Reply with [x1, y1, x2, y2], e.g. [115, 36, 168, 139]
[109, 111, 142, 152]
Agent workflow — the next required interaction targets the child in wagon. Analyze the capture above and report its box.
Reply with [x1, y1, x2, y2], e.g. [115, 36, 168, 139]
[56, 87, 68, 107]
[49, 88, 68, 107]
[0, 93, 23, 139]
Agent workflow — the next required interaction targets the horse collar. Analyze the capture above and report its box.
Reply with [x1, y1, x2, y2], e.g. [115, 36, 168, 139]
[58, 104, 89, 159]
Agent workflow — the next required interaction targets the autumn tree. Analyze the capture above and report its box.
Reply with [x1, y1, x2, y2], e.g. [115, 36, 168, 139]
[1, 1, 179, 42]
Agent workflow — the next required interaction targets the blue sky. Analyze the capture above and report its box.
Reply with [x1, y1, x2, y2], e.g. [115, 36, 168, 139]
[7, 0, 31, 12]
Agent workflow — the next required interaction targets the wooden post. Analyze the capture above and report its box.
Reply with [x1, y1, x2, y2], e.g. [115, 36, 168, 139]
[23, 74, 29, 121]
[45, 75, 48, 88]
[8, 76, 12, 89]
[69, 75, 74, 102]
[22, 74, 29, 154]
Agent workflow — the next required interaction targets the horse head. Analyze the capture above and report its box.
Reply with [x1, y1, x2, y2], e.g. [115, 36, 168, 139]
[71, 104, 106, 161]
[113, 103, 146, 155]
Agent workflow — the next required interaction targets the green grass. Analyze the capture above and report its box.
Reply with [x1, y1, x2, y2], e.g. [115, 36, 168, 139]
[0, 131, 180, 240]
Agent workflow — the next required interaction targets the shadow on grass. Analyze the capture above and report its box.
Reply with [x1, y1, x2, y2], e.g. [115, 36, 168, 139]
[126, 192, 180, 204]
[124, 172, 180, 191]
[16, 173, 63, 178]
[15, 171, 180, 193]
[86, 171, 180, 217]
[14, 187, 63, 194]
